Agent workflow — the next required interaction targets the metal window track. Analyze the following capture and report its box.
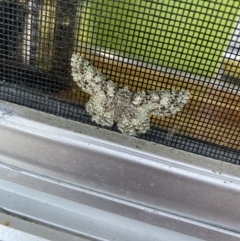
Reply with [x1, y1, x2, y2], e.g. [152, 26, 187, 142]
[0, 100, 240, 241]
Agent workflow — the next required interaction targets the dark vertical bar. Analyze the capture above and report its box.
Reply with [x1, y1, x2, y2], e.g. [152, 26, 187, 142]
[0, 0, 24, 61]
[51, 0, 78, 83]
[21, 0, 41, 65]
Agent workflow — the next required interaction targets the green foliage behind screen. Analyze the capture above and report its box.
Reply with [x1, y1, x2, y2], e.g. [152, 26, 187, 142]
[78, 0, 240, 78]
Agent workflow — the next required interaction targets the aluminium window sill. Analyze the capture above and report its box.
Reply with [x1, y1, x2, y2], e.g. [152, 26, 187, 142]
[0, 100, 240, 241]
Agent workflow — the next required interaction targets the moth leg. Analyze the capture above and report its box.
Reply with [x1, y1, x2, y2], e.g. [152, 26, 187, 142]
[86, 95, 115, 127]
[117, 113, 150, 136]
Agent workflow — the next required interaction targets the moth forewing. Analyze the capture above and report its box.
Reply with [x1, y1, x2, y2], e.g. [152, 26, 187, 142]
[71, 54, 190, 135]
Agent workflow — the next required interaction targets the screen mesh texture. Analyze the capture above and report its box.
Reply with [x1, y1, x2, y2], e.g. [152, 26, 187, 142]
[1, 0, 240, 164]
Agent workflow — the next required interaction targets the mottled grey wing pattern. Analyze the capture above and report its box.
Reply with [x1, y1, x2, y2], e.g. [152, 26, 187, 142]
[71, 54, 190, 136]
[71, 54, 108, 95]
[71, 55, 118, 127]
[116, 106, 151, 136]
[133, 90, 190, 116]
[85, 80, 117, 128]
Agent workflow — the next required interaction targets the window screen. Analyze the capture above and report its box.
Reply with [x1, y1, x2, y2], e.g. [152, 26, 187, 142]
[1, 0, 240, 164]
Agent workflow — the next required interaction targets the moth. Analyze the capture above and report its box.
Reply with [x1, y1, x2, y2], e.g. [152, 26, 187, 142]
[71, 54, 190, 136]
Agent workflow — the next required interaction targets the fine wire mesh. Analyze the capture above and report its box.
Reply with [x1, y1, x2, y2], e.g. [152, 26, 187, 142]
[1, 0, 240, 164]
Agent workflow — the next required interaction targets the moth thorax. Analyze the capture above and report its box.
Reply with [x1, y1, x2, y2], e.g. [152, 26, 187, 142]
[116, 87, 132, 102]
